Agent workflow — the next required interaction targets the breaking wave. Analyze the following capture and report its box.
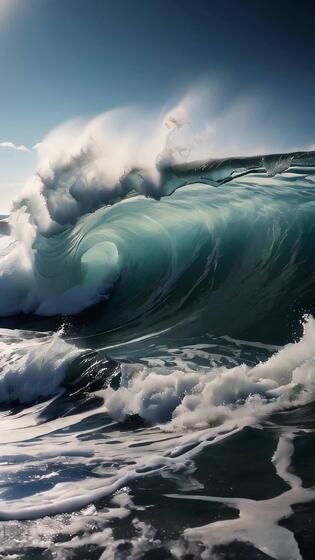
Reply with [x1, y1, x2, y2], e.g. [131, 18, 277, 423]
[0, 97, 313, 328]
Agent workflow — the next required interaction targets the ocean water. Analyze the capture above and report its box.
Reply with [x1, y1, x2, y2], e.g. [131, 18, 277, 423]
[1, 142, 315, 559]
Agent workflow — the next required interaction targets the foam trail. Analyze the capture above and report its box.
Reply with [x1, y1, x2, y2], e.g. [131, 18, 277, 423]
[168, 434, 315, 559]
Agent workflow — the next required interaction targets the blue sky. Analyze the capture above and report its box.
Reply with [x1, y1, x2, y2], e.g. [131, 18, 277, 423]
[1, 0, 315, 210]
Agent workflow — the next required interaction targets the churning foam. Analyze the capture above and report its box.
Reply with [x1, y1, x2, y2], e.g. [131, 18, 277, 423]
[1, 311, 315, 423]
[0, 328, 81, 404]
[102, 316, 315, 430]
[0, 318, 315, 524]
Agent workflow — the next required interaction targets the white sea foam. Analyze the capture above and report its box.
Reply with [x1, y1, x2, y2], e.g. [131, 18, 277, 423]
[0, 314, 314, 422]
[102, 316, 315, 430]
[0, 319, 314, 530]
[0, 328, 81, 403]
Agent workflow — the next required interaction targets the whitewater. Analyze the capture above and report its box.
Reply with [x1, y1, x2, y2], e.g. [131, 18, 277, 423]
[1, 101, 315, 559]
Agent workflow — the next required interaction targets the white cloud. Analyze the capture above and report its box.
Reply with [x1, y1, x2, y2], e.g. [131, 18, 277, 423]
[0, 141, 30, 153]
[0, 141, 41, 153]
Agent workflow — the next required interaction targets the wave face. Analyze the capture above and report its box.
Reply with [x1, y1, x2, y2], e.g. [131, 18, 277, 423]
[2, 141, 315, 557]
[2, 151, 315, 343]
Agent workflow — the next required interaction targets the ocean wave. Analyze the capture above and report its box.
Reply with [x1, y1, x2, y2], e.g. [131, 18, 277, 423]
[1, 102, 315, 343]
[1, 164, 315, 347]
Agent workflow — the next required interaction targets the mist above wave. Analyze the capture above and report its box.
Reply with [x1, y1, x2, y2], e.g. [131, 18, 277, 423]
[11, 86, 301, 233]
[13, 98, 194, 233]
